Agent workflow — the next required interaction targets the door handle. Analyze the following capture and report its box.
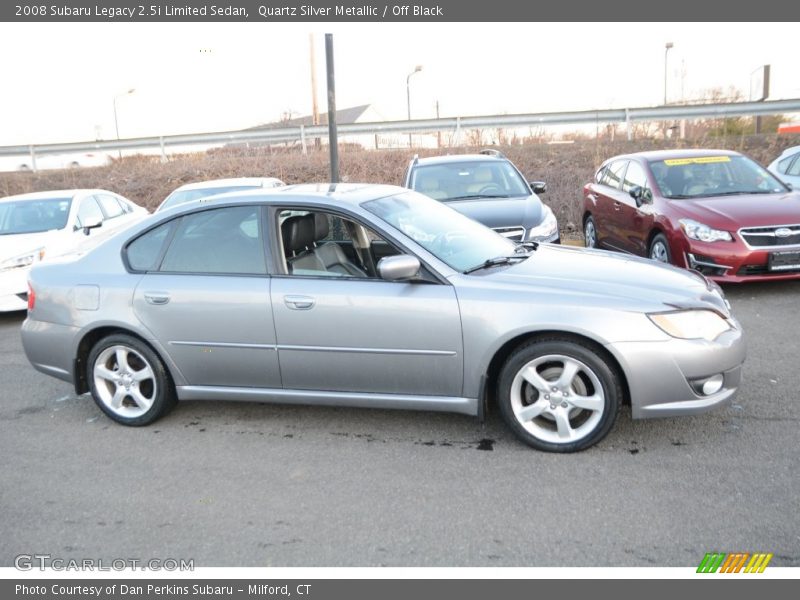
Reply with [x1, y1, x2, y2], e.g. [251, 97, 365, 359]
[284, 295, 315, 310]
[613, 202, 621, 211]
[144, 292, 171, 305]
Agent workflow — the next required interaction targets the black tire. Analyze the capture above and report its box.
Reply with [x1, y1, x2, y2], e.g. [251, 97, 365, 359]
[86, 333, 176, 426]
[648, 233, 672, 264]
[584, 215, 598, 248]
[497, 337, 621, 453]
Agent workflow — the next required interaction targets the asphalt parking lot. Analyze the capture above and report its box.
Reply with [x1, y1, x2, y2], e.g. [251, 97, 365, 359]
[1, 280, 799, 568]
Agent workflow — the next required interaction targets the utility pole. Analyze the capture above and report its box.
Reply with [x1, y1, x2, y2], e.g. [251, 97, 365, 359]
[309, 34, 321, 149]
[436, 100, 441, 148]
[325, 34, 339, 183]
[755, 65, 771, 134]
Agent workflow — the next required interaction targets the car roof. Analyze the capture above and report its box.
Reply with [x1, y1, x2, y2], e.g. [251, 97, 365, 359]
[170, 177, 283, 192]
[0, 189, 106, 203]
[162, 183, 406, 215]
[777, 145, 800, 158]
[413, 154, 509, 166]
[604, 149, 743, 164]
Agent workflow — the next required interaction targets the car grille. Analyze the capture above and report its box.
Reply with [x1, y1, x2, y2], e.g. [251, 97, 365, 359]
[739, 224, 800, 247]
[493, 226, 526, 241]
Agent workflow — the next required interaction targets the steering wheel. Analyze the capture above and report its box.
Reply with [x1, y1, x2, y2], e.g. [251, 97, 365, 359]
[477, 184, 504, 195]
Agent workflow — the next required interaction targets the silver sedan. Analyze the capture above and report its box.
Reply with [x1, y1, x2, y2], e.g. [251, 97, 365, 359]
[21, 184, 746, 452]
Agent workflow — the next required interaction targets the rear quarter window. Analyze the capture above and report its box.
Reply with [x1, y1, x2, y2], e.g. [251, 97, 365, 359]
[126, 221, 174, 271]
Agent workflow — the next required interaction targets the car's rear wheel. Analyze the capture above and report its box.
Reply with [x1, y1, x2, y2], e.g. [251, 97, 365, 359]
[497, 338, 621, 452]
[87, 334, 176, 426]
[584, 215, 598, 248]
[649, 233, 671, 264]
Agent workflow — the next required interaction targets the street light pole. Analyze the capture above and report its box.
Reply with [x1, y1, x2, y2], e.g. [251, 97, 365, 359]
[663, 43, 673, 105]
[113, 88, 136, 159]
[406, 65, 422, 147]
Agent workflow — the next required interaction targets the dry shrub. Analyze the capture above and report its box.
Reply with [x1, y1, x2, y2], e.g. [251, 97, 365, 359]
[2, 135, 798, 239]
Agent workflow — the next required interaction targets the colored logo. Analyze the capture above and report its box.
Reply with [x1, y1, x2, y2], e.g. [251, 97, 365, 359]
[697, 552, 773, 573]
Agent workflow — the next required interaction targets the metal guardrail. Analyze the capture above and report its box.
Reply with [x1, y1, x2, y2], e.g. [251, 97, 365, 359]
[2, 98, 799, 167]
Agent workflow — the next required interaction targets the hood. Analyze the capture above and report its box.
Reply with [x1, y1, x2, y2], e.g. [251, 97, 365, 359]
[0, 224, 119, 263]
[475, 244, 728, 315]
[674, 191, 800, 229]
[445, 195, 544, 229]
[0, 230, 63, 260]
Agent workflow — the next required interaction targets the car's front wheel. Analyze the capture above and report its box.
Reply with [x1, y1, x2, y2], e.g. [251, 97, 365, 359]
[649, 233, 671, 264]
[497, 338, 621, 452]
[584, 215, 598, 248]
[87, 334, 176, 426]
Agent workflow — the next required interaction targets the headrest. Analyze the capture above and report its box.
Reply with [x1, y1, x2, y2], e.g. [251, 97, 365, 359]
[314, 212, 330, 241]
[281, 214, 315, 254]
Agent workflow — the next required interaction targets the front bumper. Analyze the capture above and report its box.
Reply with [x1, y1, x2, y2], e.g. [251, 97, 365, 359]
[673, 237, 800, 283]
[608, 324, 746, 419]
[0, 267, 30, 312]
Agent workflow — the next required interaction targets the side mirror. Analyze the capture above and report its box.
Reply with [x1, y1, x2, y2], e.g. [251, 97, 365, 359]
[628, 186, 646, 207]
[529, 181, 547, 194]
[786, 183, 794, 191]
[378, 255, 420, 281]
[81, 217, 103, 236]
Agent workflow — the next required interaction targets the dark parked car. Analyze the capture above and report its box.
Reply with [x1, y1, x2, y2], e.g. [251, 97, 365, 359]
[403, 150, 560, 243]
[583, 149, 799, 282]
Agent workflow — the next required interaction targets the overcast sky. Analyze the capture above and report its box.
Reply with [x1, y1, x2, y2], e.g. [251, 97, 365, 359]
[0, 22, 797, 145]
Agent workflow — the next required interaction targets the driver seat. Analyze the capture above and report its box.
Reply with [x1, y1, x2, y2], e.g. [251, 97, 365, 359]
[312, 213, 368, 277]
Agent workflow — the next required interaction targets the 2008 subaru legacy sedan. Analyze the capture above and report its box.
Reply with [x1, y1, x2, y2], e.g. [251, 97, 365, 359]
[21, 183, 746, 452]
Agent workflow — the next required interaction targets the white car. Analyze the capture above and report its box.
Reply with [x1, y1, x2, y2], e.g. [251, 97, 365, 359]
[0, 189, 148, 312]
[767, 145, 800, 189]
[11, 152, 113, 172]
[157, 177, 285, 212]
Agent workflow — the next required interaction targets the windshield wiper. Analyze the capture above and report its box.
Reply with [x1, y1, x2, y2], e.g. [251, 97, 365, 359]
[463, 255, 528, 274]
[712, 190, 775, 196]
[447, 194, 510, 201]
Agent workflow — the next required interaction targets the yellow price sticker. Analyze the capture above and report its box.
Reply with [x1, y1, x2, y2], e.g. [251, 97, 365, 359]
[663, 156, 732, 166]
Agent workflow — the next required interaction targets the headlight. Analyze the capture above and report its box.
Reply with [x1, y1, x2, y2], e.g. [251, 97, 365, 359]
[648, 309, 732, 341]
[679, 219, 732, 242]
[0, 248, 45, 272]
[527, 205, 559, 242]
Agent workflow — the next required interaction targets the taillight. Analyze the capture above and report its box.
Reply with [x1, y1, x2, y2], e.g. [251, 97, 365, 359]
[27, 282, 35, 311]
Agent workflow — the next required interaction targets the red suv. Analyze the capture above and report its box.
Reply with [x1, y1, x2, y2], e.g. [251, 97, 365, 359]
[582, 149, 800, 283]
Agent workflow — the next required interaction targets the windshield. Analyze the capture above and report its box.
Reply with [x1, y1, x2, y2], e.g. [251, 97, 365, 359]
[410, 160, 530, 202]
[649, 155, 787, 199]
[363, 191, 517, 272]
[0, 198, 72, 235]
[160, 185, 261, 210]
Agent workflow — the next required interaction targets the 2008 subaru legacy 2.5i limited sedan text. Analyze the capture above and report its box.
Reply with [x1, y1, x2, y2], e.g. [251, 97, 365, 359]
[21, 184, 746, 452]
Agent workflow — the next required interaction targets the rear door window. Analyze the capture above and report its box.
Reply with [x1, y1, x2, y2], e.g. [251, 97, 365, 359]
[600, 160, 627, 190]
[159, 206, 267, 275]
[787, 156, 800, 177]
